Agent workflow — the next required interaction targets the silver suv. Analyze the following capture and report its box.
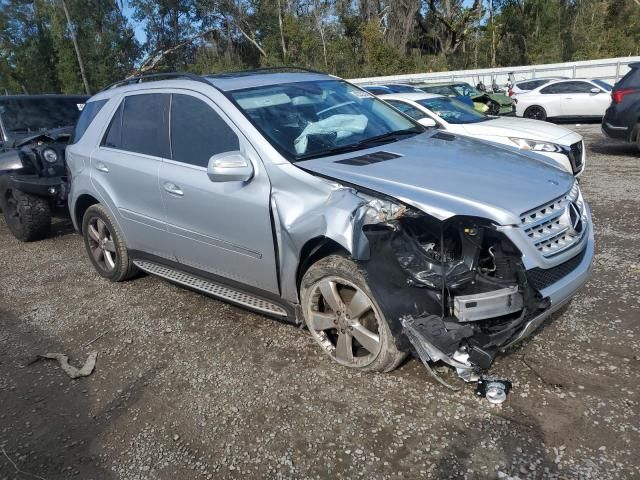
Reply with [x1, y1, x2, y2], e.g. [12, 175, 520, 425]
[67, 71, 594, 377]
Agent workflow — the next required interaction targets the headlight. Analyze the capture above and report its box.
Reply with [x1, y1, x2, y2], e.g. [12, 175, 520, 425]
[508, 138, 563, 153]
[357, 192, 408, 224]
[42, 148, 59, 164]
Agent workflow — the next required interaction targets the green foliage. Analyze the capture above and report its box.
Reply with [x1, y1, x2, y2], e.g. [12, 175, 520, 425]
[1, 0, 639, 94]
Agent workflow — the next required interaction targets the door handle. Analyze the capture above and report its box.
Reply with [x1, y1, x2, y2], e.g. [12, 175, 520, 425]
[95, 163, 109, 173]
[162, 182, 184, 196]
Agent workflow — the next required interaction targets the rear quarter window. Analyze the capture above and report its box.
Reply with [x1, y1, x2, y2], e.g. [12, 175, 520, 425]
[70, 99, 107, 144]
[616, 68, 640, 89]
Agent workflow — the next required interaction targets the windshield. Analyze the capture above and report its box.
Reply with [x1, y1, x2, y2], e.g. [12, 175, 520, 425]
[0, 98, 85, 134]
[231, 80, 421, 161]
[452, 84, 481, 97]
[592, 80, 612, 91]
[417, 97, 490, 124]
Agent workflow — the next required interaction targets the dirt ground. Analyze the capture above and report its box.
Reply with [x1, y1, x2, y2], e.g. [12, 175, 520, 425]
[1, 124, 639, 480]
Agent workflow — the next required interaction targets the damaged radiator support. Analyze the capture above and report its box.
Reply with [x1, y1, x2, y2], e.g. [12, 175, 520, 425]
[360, 214, 548, 401]
[453, 286, 523, 322]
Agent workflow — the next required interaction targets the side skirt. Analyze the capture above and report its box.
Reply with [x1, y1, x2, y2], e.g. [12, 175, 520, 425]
[128, 251, 297, 322]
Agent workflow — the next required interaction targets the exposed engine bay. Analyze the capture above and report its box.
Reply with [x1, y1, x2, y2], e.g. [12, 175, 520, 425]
[0, 128, 72, 201]
[357, 200, 549, 378]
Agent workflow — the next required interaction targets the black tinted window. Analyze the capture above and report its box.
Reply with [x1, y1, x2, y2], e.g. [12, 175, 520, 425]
[102, 102, 123, 148]
[540, 83, 565, 94]
[562, 81, 596, 93]
[517, 80, 546, 90]
[70, 99, 107, 144]
[120, 94, 170, 157]
[541, 81, 594, 94]
[0, 97, 85, 133]
[170, 94, 239, 167]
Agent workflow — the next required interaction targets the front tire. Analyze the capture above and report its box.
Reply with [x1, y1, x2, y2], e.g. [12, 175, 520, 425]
[300, 255, 406, 372]
[487, 99, 500, 115]
[1, 188, 51, 242]
[524, 105, 547, 121]
[82, 204, 137, 282]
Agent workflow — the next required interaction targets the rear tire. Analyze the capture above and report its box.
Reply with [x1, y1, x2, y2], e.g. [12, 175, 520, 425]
[300, 255, 406, 373]
[1, 188, 51, 242]
[636, 123, 640, 152]
[524, 105, 547, 121]
[82, 204, 138, 282]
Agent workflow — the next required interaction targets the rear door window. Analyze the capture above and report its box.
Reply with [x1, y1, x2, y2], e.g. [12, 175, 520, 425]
[541, 83, 565, 94]
[517, 80, 547, 90]
[102, 93, 170, 158]
[70, 99, 107, 144]
[560, 81, 596, 93]
[170, 94, 239, 168]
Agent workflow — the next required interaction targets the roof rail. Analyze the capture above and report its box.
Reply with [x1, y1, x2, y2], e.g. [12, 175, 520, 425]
[99, 72, 211, 92]
[205, 66, 326, 78]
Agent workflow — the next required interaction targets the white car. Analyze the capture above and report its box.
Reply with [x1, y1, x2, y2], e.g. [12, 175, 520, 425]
[514, 78, 612, 121]
[509, 77, 568, 96]
[379, 92, 585, 176]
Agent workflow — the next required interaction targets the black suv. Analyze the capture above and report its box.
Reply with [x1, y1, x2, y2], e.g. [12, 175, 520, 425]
[602, 62, 640, 151]
[0, 95, 88, 241]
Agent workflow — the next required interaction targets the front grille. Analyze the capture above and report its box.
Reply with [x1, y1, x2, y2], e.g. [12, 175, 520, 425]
[520, 182, 588, 257]
[526, 246, 587, 290]
[567, 141, 584, 174]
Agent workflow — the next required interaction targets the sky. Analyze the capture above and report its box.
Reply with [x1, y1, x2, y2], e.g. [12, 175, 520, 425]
[122, 5, 147, 44]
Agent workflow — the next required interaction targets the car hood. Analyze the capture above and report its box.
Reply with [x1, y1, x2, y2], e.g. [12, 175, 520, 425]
[298, 131, 574, 225]
[459, 117, 578, 143]
[488, 93, 513, 105]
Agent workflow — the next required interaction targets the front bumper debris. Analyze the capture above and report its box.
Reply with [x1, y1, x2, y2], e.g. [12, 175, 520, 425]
[8, 174, 68, 200]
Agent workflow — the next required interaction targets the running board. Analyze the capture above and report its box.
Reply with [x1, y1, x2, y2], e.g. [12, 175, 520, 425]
[133, 260, 288, 317]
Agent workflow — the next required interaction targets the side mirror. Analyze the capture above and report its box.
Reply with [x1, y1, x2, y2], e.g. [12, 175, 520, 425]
[418, 117, 437, 128]
[590, 87, 601, 94]
[207, 151, 254, 182]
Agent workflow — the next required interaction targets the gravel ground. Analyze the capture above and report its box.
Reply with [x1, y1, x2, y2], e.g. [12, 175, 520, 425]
[1, 124, 639, 480]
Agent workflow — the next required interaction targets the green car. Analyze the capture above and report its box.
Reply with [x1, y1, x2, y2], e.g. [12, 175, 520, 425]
[419, 82, 515, 116]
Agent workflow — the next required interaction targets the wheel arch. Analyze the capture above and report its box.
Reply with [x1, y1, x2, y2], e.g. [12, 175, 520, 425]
[73, 193, 100, 234]
[296, 236, 349, 293]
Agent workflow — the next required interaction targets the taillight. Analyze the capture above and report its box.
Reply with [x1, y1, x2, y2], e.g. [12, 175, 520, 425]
[612, 88, 637, 104]
[508, 88, 513, 97]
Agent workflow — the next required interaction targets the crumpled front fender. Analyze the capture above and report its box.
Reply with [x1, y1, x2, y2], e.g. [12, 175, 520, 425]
[0, 150, 25, 174]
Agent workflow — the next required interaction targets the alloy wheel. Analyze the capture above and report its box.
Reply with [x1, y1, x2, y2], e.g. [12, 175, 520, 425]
[305, 276, 382, 367]
[526, 106, 546, 120]
[86, 216, 117, 272]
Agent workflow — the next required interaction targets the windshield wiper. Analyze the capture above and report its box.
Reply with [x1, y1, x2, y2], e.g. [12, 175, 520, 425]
[295, 127, 422, 162]
[355, 127, 422, 148]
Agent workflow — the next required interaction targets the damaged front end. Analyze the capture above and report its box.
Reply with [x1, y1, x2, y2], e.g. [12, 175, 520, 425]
[357, 199, 548, 379]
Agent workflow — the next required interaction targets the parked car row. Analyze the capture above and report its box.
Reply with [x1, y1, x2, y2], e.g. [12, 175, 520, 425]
[364, 81, 515, 116]
[377, 91, 585, 175]
[1, 70, 595, 385]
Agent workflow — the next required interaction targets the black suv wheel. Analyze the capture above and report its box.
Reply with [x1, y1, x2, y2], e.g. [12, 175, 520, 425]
[1, 187, 51, 242]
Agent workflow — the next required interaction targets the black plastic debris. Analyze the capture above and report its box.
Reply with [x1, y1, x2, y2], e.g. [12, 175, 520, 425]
[476, 376, 512, 404]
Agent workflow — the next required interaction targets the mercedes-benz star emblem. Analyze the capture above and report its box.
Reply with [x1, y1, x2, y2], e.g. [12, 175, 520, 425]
[568, 202, 583, 235]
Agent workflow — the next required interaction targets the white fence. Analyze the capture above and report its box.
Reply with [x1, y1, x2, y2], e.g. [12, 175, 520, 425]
[349, 56, 640, 87]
